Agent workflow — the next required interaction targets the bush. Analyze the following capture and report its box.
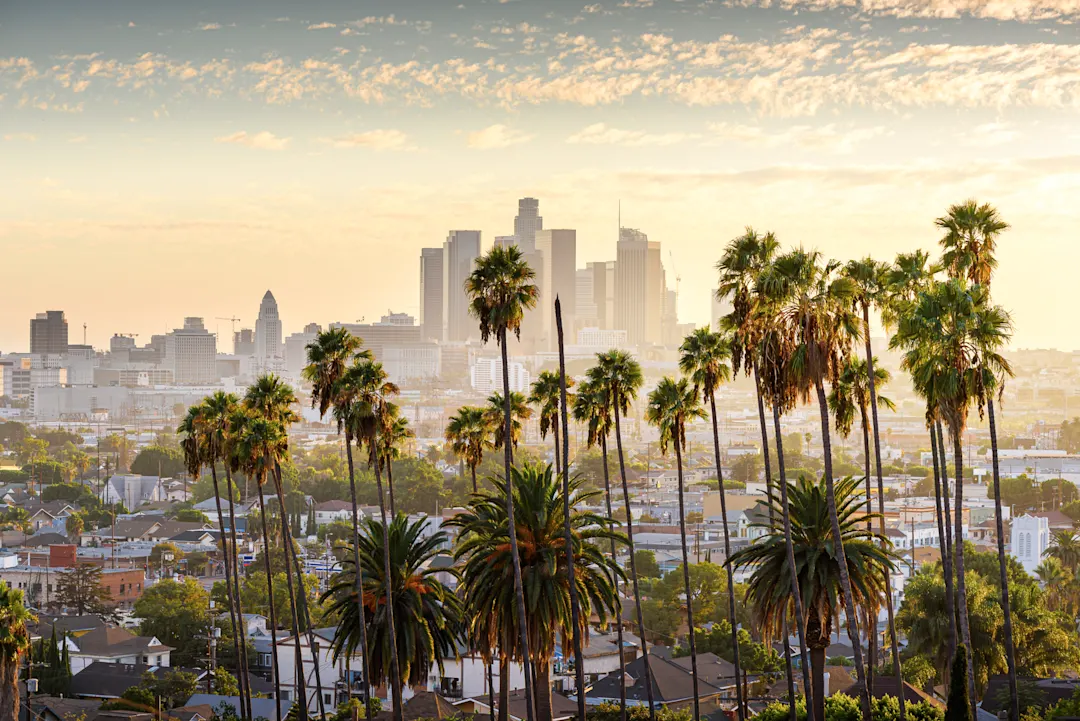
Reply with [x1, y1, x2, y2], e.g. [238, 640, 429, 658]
[587, 703, 691, 721]
[0, 469, 29, 484]
[751, 695, 943, 721]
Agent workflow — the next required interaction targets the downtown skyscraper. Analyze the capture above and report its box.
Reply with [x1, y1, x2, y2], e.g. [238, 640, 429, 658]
[442, 230, 481, 343]
[419, 247, 444, 342]
[615, 228, 664, 346]
[254, 290, 283, 370]
[513, 197, 542, 254]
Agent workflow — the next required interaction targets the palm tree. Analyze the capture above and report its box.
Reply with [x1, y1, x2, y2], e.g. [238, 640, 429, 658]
[528, 370, 574, 474]
[378, 402, 414, 517]
[1046, 531, 1080, 571]
[245, 375, 320, 720]
[572, 378, 627, 721]
[449, 463, 624, 721]
[717, 229, 806, 712]
[645, 376, 708, 721]
[232, 411, 287, 721]
[324, 515, 463, 691]
[342, 359, 405, 719]
[445, 407, 490, 493]
[730, 475, 894, 721]
[937, 199, 1018, 721]
[466, 244, 540, 721]
[179, 399, 250, 719]
[590, 349, 656, 721]
[1034, 558, 1073, 614]
[678, 327, 746, 720]
[0, 586, 34, 721]
[759, 248, 871, 721]
[305, 329, 376, 719]
[892, 278, 1011, 716]
[484, 391, 533, 452]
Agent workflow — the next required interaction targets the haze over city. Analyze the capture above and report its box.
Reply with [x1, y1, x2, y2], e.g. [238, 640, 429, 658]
[3, 0, 1079, 350]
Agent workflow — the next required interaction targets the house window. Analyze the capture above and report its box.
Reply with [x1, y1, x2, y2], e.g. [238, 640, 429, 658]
[323, 694, 332, 706]
[120, 584, 126, 594]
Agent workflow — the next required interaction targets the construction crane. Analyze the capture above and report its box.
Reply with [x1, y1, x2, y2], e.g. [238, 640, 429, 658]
[216, 317, 241, 336]
[668, 250, 682, 301]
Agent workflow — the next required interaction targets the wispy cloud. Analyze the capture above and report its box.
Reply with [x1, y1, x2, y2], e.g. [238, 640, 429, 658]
[3, 132, 36, 142]
[566, 123, 695, 146]
[307, 22, 337, 30]
[467, 124, 534, 149]
[322, 129, 416, 150]
[960, 122, 1020, 147]
[706, 123, 890, 153]
[215, 130, 290, 150]
[198, 22, 221, 31]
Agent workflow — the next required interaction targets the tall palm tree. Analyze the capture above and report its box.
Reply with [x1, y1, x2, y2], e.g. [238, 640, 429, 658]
[484, 391, 533, 452]
[342, 359, 405, 719]
[179, 399, 250, 719]
[892, 277, 1011, 716]
[449, 463, 624, 721]
[324, 516, 463, 692]
[528, 370, 574, 474]
[378, 402, 414, 517]
[590, 349, 656, 721]
[678, 327, 746, 721]
[937, 199, 1018, 721]
[646, 376, 708, 721]
[305, 328, 376, 719]
[445, 407, 490, 493]
[466, 244, 540, 721]
[232, 411, 288, 721]
[731, 475, 894, 721]
[572, 379, 626, 721]
[759, 248, 871, 721]
[245, 375, 322, 720]
[1046, 531, 1080, 571]
[0, 586, 33, 721]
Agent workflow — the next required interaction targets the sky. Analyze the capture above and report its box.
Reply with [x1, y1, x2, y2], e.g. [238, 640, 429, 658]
[2, 0, 1079, 352]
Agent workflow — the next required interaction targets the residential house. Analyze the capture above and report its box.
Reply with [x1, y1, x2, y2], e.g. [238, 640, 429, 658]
[28, 696, 103, 721]
[19, 500, 77, 532]
[461, 688, 577, 721]
[102, 475, 164, 509]
[68, 662, 206, 700]
[584, 651, 741, 714]
[313, 500, 360, 527]
[62, 625, 173, 673]
[84, 519, 214, 545]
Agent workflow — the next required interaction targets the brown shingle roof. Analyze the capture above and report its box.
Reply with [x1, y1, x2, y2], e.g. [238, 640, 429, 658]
[72, 626, 172, 657]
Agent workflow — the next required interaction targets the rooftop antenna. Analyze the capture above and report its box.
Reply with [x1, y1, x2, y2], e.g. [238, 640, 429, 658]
[83, 323, 87, 345]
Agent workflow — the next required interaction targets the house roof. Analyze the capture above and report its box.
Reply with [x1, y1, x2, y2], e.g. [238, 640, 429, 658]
[373, 690, 459, 721]
[34, 614, 108, 637]
[843, 676, 944, 708]
[30, 695, 102, 721]
[587, 651, 731, 703]
[71, 626, 172, 657]
[315, 500, 353, 512]
[169, 529, 218, 543]
[184, 695, 291, 720]
[22, 532, 74, 547]
[164, 705, 214, 721]
[1032, 511, 1074, 527]
[69, 663, 205, 699]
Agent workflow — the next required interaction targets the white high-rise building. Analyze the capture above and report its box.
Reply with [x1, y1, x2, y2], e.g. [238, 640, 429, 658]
[284, 323, 322, 378]
[164, 317, 217, 385]
[443, 231, 482, 343]
[254, 290, 283, 371]
[470, 357, 531, 394]
[615, 228, 664, 346]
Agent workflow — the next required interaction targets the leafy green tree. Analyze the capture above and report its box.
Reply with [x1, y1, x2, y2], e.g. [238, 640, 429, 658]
[213, 668, 240, 696]
[730, 454, 762, 485]
[945, 646, 972, 721]
[130, 445, 186, 477]
[386, 457, 446, 515]
[134, 578, 210, 667]
[633, 550, 661, 579]
[1060, 418, 1080, 454]
[171, 507, 211, 523]
[639, 599, 680, 645]
[41, 482, 97, 504]
[654, 562, 726, 620]
[31, 628, 71, 696]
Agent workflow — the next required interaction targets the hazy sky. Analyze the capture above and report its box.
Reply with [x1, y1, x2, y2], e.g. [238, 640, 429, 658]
[2, 0, 1078, 351]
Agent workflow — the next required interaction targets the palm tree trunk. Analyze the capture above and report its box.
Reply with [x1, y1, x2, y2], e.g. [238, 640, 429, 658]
[488, 660, 496, 721]
[386, 455, 396, 518]
[273, 463, 323, 721]
[345, 433, 375, 721]
[271, 471, 308, 721]
[708, 392, 744, 721]
[498, 327, 536, 721]
[1, 656, 18, 721]
[859, 410, 876, 699]
[555, 298, 586, 721]
[225, 468, 253, 721]
[370, 448, 403, 719]
[936, 422, 955, 588]
[471, 464, 478, 495]
[950, 427, 977, 718]
[771, 403, 815, 720]
[809, 641, 826, 721]
[862, 305, 905, 721]
[674, 439, 700, 721]
[988, 398, 1019, 721]
[600, 434, 627, 721]
[209, 464, 247, 717]
[613, 396, 657, 721]
[553, 422, 561, 477]
[929, 426, 957, 663]
[814, 380, 871, 721]
[499, 653, 510, 721]
[535, 658, 554, 721]
[780, 609, 796, 708]
[256, 479, 283, 721]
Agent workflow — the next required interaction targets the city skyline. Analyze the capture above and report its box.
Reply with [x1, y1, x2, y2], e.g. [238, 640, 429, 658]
[4, 0, 1080, 350]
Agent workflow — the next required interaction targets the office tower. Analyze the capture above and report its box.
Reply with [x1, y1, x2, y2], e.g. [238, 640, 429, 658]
[470, 357, 531, 394]
[330, 320, 421, 362]
[419, 247, 445, 342]
[711, 291, 733, 331]
[534, 229, 577, 348]
[576, 268, 597, 328]
[615, 228, 664, 346]
[379, 312, 415, 326]
[284, 323, 322, 377]
[494, 235, 516, 248]
[233, 328, 255, 356]
[442, 230, 481, 343]
[254, 290, 283, 369]
[588, 261, 616, 330]
[165, 317, 217, 384]
[513, 197, 542, 254]
[30, 311, 68, 355]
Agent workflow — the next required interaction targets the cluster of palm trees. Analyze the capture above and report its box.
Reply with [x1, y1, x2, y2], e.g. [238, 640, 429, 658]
[155, 199, 1017, 721]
